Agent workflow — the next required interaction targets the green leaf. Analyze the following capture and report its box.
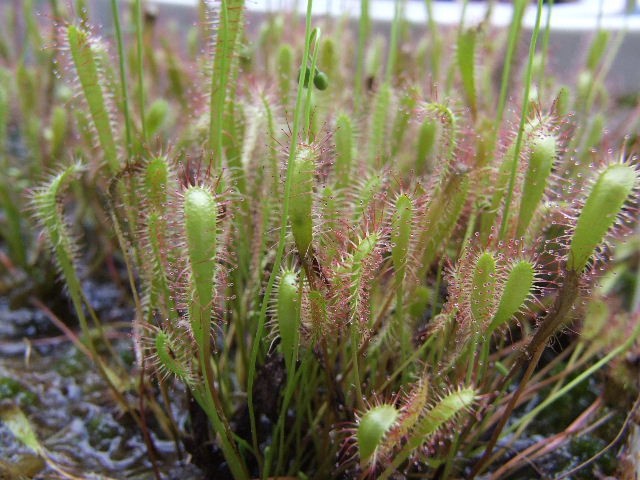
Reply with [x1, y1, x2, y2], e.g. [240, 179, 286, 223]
[0, 403, 44, 456]
[568, 163, 637, 272]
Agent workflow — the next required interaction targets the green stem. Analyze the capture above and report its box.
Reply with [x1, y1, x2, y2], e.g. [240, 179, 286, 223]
[246, 0, 316, 470]
[272, 349, 309, 476]
[385, 0, 402, 85]
[499, 0, 543, 239]
[192, 384, 248, 479]
[423, 0, 441, 80]
[354, 0, 369, 110]
[351, 322, 364, 410]
[537, 0, 553, 100]
[378, 336, 435, 392]
[110, 0, 132, 158]
[208, 0, 244, 167]
[633, 238, 640, 312]
[303, 29, 321, 141]
[495, 0, 526, 127]
[134, 0, 146, 143]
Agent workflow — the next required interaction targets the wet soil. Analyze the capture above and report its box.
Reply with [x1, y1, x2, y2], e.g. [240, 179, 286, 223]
[0, 281, 202, 480]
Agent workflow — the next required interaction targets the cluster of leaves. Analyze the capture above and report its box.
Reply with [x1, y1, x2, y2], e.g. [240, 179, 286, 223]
[1, 0, 639, 478]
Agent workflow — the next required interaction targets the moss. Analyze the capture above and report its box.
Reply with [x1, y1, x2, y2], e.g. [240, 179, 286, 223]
[569, 436, 616, 477]
[53, 349, 88, 378]
[0, 377, 38, 407]
[529, 377, 598, 437]
[87, 413, 122, 446]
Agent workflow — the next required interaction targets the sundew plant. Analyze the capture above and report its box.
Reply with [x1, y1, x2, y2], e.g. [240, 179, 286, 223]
[1, 0, 640, 478]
